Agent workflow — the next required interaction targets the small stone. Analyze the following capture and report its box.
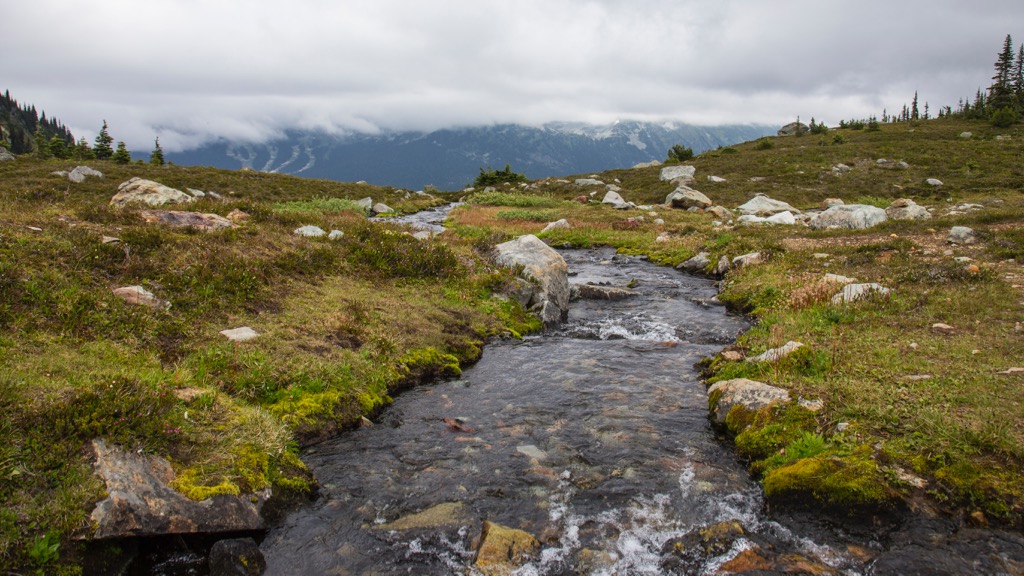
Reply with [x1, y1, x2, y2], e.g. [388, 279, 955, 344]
[328, 230, 345, 240]
[27, 226, 43, 232]
[294, 225, 326, 237]
[909, 342, 919, 349]
[226, 209, 250, 223]
[813, 253, 830, 259]
[112, 286, 170, 310]
[836, 422, 850, 432]
[948, 226, 976, 245]
[748, 341, 803, 363]
[720, 350, 744, 362]
[220, 327, 259, 342]
[540, 219, 571, 234]
[926, 178, 944, 186]
[798, 397, 824, 411]
[931, 323, 956, 335]
[965, 264, 980, 274]
[997, 367, 1024, 376]
[102, 236, 121, 244]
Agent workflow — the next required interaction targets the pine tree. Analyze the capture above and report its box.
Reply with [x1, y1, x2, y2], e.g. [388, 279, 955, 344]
[48, 134, 69, 159]
[33, 128, 51, 159]
[923, 102, 930, 120]
[149, 137, 165, 166]
[111, 141, 131, 164]
[94, 120, 114, 160]
[73, 137, 94, 160]
[989, 34, 1016, 110]
[0, 125, 9, 150]
[911, 92, 920, 120]
[1014, 44, 1024, 108]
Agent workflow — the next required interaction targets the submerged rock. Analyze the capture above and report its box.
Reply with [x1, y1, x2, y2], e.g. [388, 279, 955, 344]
[474, 521, 539, 575]
[209, 538, 266, 576]
[374, 502, 468, 531]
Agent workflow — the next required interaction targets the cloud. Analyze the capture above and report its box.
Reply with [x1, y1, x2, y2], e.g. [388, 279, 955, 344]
[2, 0, 1021, 151]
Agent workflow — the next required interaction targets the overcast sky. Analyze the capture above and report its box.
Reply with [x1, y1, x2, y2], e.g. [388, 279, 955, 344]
[3, 0, 1021, 152]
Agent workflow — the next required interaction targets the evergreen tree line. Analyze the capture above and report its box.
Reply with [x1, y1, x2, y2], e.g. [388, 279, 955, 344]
[1, 88, 166, 164]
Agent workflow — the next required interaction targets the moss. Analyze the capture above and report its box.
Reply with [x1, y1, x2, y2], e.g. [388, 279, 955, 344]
[170, 468, 241, 501]
[398, 347, 463, 385]
[232, 444, 271, 493]
[762, 449, 898, 512]
[724, 404, 760, 435]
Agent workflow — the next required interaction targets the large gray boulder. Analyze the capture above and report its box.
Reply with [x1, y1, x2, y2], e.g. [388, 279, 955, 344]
[665, 186, 712, 210]
[110, 178, 195, 209]
[707, 379, 791, 429]
[677, 252, 711, 273]
[69, 165, 103, 183]
[494, 235, 570, 328]
[737, 194, 799, 216]
[810, 204, 887, 230]
[886, 199, 931, 221]
[89, 439, 268, 539]
[660, 165, 696, 182]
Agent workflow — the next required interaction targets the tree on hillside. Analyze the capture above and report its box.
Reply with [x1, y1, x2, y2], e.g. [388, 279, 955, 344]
[33, 128, 51, 159]
[665, 144, 694, 162]
[94, 120, 114, 160]
[111, 141, 131, 164]
[911, 92, 920, 120]
[73, 137, 94, 160]
[1014, 44, 1024, 107]
[48, 134, 69, 159]
[149, 137, 164, 166]
[989, 34, 1016, 111]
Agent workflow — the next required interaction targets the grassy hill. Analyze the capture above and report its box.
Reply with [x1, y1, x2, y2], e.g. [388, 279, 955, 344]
[1, 115, 1022, 572]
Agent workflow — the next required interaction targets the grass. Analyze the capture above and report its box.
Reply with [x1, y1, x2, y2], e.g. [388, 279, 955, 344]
[0, 158, 534, 572]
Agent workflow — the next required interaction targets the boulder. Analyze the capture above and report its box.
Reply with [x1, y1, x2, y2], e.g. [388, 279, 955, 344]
[601, 191, 633, 210]
[139, 210, 234, 232]
[371, 202, 394, 215]
[777, 122, 808, 136]
[69, 165, 103, 183]
[886, 199, 931, 221]
[111, 178, 195, 208]
[926, 178, 944, 187]
[474, 521, 539, 575]
[707, 175, 727, 183]
[748, 341, 804, 363]
[707, 379, 791, 428]
[831, 164, 852, 175]
[112, 286, 170, 310]
[737, 194, 799, 216]
[540, 219, 571, 234]
[356, 197, 373, 211]
[665, 186, 712, 210]
[187, 188, 206, 198]
[831, 283, 891, 304]
[494, 235, 570, 328]
[677, 252, 710, 273]
[294, 225, 326, 237]
[632, 160, 662, 169]
[209, 538, 266, 576]
[575, 178, 604, 186]
[714, 255, 730, 276]
[660, 165, 696, 182]
[88, 439, 268, 539]
[739, 211, 796, 226]
[810, 204, 887, 230]
[0, 147, 14, 162]
[328, 230, 345, 240]
[706, 205, 732, 220]
[948, 226, 977, 245]
[731, 252, 764, 270]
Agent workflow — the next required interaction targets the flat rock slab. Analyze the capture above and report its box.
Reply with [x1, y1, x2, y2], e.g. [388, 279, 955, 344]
[374, 502, 468, 531]
[140, 210, 234, 232]
[573, 283, 634, 301]
[89, 439, 267, 539]
[220, 327, 260, 342]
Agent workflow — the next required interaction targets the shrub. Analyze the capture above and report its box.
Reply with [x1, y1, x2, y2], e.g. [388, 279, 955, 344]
[473, 164, 528, 187]
[665, 144, 694, 163]
[991, 107, 1018, 128]
[754, 138, 774, 151]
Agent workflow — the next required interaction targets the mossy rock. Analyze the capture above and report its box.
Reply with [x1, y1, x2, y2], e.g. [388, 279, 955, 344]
[734, 404, 818, 463]
[763, 451, 900, 514]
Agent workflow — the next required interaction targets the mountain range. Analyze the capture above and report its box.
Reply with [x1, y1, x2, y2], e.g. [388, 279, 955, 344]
[166, 121, 775, 190]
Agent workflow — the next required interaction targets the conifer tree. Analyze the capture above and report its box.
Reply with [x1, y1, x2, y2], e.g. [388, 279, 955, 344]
[94, 120, 114, 160]
[989, 34, 1016, 110]
[1014, 44, 1024, 108]
[911, 92, 920, 120]
[48, 134, 69, 159]
[111, 141, 131, 164]
[33, 128, 51, 158]
[73, 137, 94, 160]
[0, 125, 9, 150]
[149, 137, 165, 166]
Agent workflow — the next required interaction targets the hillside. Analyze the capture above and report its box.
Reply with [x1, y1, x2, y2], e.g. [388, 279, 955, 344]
[0, 115, 1022, 572]
[165, 121, 775, 190]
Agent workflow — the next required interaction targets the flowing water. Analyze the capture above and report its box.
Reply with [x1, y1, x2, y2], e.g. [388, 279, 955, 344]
[258, 248, 875, 574]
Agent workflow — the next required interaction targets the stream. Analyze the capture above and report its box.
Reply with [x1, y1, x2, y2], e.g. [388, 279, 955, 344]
[258, 248, 874, 574]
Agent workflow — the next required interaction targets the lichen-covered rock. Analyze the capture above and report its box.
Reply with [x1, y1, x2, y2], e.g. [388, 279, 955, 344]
[111, 178, 195, 208]
[810, 204, 887, 230]
[886, 198, 931, 221]
[948, 226, 977, 245]
[731, 251, 764, 270]
[707, 378, 791, 429]
[494, 235, 569, 328]
[89, 439, 268, 539]
[294, 225, 326, 237]
[474, 521, 539, 575]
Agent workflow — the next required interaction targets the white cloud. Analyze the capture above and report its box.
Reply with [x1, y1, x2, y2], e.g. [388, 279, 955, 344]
[2, 0, 1020, 151]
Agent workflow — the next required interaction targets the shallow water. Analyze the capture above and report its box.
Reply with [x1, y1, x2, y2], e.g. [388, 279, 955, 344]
[258, 248, 873, 574]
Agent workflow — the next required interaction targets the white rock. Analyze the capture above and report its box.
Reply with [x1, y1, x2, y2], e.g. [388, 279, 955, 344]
[831, 283, 891, 304]
[926, 178, 944, 187]
[540, 219, 571, 234]
[659, 165, 696, 182]
[737, 194, 799, 216]
[748, 341, 803, 363]
[294, 225, 326, 237]
[575, 178, 604, 187]
[810, 204, 887, 230]
[220, 327, 259, 342]
[328, 230, 345, 240]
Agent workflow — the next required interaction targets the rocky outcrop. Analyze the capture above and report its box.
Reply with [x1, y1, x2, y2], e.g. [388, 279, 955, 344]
[665, 186, 712, 210]
[111, 178, 196, 208]
[707, 378, 791, 428]
[659, 165, 696, 182]
[494, 235, 570, 328]
[777, 122, 808, 136]
[886, 198, 931, 220]
[89, 439, 268, 539]
[139, 210, 234, 231]
[810, 204, 887, 230]
[737, 194, 799, 216]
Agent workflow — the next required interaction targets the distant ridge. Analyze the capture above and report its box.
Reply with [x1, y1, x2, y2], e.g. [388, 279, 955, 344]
[167, 121, 775, 190]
